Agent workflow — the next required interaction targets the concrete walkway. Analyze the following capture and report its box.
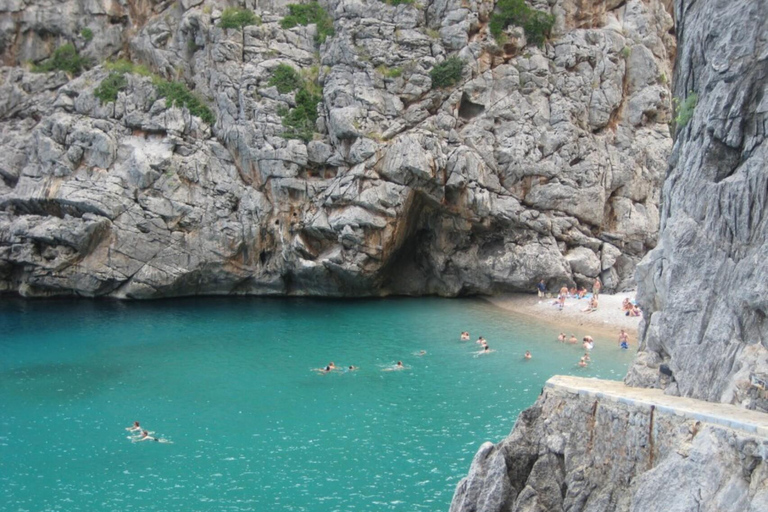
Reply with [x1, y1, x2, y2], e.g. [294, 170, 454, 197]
[547, 375, 768, 438]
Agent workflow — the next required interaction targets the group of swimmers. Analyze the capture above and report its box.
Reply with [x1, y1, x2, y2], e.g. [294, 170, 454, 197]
[125, 421, 172, 443]
[556, 332, 594, 366]
[314, 360, 413, 373]
[461, 332, 496, 356]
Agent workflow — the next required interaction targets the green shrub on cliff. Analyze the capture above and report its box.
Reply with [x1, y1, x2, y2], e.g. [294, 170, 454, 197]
[219, 7, 261, 29]
[279, 87, 321, 142]
[281, 2, 335, 44]
[153, 78, 216, 125]
[94, 72, 128, 104]
[674, 92, 697, 129]
[269, 64, 304, 93]
[489, 0, 554, 46]
[32, 43, 92, 76]
[81, 28, 94, 42]
[430, 56, 464, 89]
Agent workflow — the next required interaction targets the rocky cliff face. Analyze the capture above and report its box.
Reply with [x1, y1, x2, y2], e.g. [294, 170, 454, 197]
[451, 377, 768, 512]
[0, 0, 673, 298]
[451, 1, 768, 510]
[626, 0, 768, 411]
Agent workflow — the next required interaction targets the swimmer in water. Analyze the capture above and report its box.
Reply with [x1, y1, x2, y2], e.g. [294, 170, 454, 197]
[583, 352, 591, 361]
[383, 361, 406, 371]
[460, 332, 470, 341]
[583, 336, 594, 351]
[475, 345, 494, 356]
[568, 334, 578, 344]
[347, 365, 358, 371]
[125, 421, 141, 433]
[557, 332, 566, 342]
[578, 357, 588, 367]
[476, 336, 486, 345]
[524, 350, 532, 360]
[132, 430, 173, 443]
[414, 350, 427, 356]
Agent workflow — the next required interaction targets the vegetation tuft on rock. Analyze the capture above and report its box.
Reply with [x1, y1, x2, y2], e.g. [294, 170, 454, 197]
[32, 43, 92, 76]
[281, 2, 335, 44]
[489, 0, 554, 46]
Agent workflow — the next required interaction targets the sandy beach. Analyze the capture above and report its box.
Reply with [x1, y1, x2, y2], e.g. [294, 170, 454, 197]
[484, 291, 643, 344]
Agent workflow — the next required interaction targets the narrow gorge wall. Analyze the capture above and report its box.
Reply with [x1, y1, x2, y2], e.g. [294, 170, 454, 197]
[451, 1, 768, 510]
[0, 0, 673, 298]
[626, 0, 768, 411]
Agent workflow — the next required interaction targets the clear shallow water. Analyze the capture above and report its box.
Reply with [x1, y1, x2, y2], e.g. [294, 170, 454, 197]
[0, 297, 633, 511]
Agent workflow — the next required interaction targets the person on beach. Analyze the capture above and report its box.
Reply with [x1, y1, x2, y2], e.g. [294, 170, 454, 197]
[460, 331, 470, 340]
[578, 287, 587, 299]
[621, 298, 633, 312]
[582, 296, 598, 313]
[568, 334, 578, 344]
[558, 292, 566, 310]
[126, 421, 142, 433]
[537, 280, 547, 298]
[628, 305, 642, 317]
[524, 350, 532, 360]
[557, 332, 566, 342]
[593, 278, 602, 298]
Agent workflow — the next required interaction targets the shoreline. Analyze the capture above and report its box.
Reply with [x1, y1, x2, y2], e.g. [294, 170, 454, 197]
[483, 291, 643, 345]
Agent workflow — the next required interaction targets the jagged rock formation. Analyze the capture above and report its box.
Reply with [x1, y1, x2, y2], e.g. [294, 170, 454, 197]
[451, 377, 768, 512]
[626, 0, 768, 411]
[451, 1, 768, 510]
[0, 0, 673, 298]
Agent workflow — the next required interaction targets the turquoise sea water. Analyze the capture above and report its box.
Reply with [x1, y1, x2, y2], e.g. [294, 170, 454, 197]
[0, 297, 633, 511]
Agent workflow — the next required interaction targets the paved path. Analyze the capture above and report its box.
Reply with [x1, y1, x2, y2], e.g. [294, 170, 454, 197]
[547, 375, 768, 438]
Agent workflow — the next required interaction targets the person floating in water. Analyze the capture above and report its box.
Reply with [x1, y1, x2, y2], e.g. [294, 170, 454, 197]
[475, 345, 494, 356]
[133, 430, 173, 444]
[315, 362, 338, 374]
[125, 421, 142, 433]
[383, 361, 406, 371]
[414, 350, 427, 356]
[460, 331, 470, 341]
[346, 365, 358, 372]
[524, 350, 532, 360]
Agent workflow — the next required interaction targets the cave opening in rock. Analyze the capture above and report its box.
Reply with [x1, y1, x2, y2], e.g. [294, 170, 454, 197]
[458, 93, 485, 120]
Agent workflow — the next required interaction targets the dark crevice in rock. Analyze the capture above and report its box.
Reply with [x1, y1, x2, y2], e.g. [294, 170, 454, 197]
[458, 92, 485, 120]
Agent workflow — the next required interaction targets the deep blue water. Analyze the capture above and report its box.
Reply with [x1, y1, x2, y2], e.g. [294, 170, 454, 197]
[0, 297, 633, 511]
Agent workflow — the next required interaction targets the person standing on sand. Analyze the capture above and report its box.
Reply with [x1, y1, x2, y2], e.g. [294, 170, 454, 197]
[593, 278, 602, 298]
[537, 279, 547, 298]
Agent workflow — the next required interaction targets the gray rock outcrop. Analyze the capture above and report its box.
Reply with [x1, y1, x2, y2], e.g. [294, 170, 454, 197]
[451, 377, 768, 512]
[0, 0, 673, 298]
[626, 0, 768, 411]
[452, 1, 768, 511]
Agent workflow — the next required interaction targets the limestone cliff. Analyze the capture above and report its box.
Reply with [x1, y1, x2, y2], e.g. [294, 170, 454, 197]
[626, 0, 768, 412]
[0, 0, 673, 298]
[450, 1, 768, 510]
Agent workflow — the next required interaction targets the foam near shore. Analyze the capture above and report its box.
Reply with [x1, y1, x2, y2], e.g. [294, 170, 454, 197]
[484, 291, 643, 344]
